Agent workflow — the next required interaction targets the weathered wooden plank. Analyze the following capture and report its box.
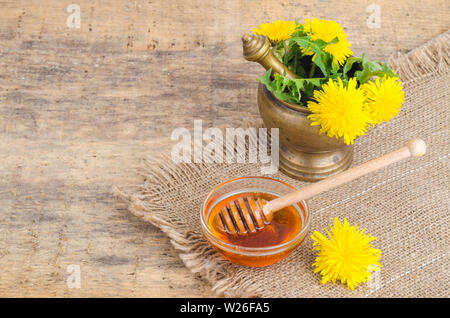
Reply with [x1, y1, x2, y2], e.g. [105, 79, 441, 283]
[0, 0, 448, 297]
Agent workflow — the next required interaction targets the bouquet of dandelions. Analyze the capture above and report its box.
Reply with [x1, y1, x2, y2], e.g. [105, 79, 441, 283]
[253, 19, 405, 145]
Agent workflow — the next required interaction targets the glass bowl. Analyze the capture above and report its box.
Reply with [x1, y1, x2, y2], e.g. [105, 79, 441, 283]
[200, 176, 310, 267]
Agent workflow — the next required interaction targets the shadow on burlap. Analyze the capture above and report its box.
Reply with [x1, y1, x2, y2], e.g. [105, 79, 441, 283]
[115, 31, 449, 297]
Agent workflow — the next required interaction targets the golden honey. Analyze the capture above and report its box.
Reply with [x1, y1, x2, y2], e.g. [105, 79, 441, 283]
[201, 176, 310, 267]
[206, 192, 304, 267]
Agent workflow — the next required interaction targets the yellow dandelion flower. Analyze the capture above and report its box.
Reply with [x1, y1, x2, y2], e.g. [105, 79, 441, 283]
[302, 18, 353, 66]
[252, 20, 298, 43]
[311, 218, 382, 290]
[362, 76, 405, 125]
[307, 77, 372, 145]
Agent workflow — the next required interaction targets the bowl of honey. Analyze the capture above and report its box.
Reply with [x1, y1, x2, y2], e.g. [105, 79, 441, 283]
[200, 176, 310, 267]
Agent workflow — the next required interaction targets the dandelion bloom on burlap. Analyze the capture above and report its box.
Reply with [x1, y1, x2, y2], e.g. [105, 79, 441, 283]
[252, 20, 299, 43]
[363, 75, 405, 125]
[311, 218, 382, 290]
[307, 77, 372, 145]
[302, 18, 353, 66]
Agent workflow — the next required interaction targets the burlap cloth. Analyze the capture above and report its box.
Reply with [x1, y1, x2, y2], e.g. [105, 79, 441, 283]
[116, 31, 449, 297]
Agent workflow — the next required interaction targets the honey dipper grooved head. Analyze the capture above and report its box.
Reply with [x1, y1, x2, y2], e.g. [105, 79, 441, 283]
[215, 196, 271, 235]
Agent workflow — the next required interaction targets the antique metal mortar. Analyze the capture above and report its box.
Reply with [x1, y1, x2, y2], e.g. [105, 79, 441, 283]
[243, 34, 353, 181]
[257, 84, 353, 181]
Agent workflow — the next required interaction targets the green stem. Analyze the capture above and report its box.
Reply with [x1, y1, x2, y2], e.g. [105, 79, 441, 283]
[309, 63, 317, 78]
[282, 41, 288, 64]
[293, 53, 298, 75]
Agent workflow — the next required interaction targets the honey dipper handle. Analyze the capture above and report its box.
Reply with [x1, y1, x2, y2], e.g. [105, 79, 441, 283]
[264, 139, 427, 215]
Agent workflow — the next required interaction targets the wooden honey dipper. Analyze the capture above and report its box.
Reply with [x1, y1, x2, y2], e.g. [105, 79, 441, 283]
[215, 139, 427, 235]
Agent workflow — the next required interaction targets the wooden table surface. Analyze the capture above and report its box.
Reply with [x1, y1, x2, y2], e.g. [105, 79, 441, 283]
[0, 0, 448, 297]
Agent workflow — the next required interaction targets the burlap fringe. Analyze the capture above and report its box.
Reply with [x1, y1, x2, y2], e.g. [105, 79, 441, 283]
[114, 137, 267, 297]
[389, 30, 449, 81]
[115, 31, 449, 297]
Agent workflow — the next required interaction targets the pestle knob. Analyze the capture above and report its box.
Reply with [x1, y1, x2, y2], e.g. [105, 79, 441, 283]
[242, 34, 252, 44]
[242, 33, 297, 79]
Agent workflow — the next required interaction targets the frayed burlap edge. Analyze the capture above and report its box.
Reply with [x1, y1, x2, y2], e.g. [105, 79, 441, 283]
[389, 30, 449, 81]
[114, 135, 267, 297]
[114, 31, 450, 297]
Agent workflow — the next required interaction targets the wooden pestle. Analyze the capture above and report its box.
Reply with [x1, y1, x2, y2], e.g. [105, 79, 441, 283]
[216, 139, 427, 235]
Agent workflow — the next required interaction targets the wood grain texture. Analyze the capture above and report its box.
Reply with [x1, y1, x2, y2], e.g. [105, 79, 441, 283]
[0, 0, 448, 297]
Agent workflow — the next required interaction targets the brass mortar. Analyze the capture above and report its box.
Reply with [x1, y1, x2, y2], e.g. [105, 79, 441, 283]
[257, 84, 353, 182]
[243, 33, 353, 181]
